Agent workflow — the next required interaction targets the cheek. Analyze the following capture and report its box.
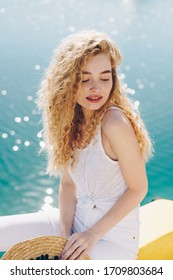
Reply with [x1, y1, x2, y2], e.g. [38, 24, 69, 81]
[77, 87, 87, 98]
[104, 82, 113, 95]
[75, 89, 85, 104]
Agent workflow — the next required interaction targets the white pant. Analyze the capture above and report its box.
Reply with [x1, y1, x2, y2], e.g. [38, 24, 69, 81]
[0, 208, 136, 260]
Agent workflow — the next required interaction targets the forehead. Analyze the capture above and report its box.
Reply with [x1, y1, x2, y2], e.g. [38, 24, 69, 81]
[83, 53, 111, 72]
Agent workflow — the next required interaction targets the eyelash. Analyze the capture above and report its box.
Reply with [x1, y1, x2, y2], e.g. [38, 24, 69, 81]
[82, 79, 110, 83]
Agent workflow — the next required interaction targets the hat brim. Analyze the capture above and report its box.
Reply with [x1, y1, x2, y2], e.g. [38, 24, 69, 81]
[1, 236, 90, 260]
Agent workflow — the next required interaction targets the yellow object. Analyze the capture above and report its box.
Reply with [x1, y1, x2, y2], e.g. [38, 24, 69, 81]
[137, 199, 173, 260]
[138, 231, 173, 260]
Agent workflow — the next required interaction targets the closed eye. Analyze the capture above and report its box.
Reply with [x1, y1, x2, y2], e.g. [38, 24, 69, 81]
[81, 78, 110, 83]
[82, 79, 89, 83]
[82, 79, 109, 83]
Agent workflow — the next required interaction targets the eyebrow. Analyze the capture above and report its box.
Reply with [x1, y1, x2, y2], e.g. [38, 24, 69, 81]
[82, 70, 112, 75]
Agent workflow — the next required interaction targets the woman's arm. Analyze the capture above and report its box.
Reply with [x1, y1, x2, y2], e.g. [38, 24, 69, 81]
[59, 168, 77, 239]
[61, 109, 148, 259]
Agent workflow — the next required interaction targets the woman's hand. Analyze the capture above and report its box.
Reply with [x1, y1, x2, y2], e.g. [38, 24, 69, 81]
[60, 229, 99, 260]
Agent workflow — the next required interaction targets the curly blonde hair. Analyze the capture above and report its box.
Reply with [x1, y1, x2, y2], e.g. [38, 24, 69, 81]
[37, 30, 153, 177]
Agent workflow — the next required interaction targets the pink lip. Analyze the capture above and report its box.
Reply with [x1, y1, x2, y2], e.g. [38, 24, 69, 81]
[86, 96, 102, 103]
[87, 95, 102, 98]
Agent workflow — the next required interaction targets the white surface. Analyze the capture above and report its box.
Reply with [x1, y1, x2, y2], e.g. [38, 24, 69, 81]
[139, 199, 173, 247]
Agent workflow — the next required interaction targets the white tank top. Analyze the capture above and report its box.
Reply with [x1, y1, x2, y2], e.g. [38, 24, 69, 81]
[68, 106, 139, 250]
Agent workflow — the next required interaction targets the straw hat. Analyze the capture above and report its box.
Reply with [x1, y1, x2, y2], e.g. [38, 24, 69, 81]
[1, 236, 90, 260]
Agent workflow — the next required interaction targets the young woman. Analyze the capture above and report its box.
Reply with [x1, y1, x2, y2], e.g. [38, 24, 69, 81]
[0, 30, 152, 260]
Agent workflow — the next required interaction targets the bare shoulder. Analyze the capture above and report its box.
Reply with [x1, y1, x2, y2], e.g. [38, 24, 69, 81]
[101, 108, 134, 137]
[101, 107, 142, 164]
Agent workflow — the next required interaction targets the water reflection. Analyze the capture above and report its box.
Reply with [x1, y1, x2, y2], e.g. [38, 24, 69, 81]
[1, 90, 7, 95]
[0, 7, 6, 14]
[44, 196, 53, 204]
[32, 109, 37, 115]
[39, 141, 45, 148]
[2, 133, 8, 139]
[37, 131, 43, 138]
[27, 96, 33, 101]
[12, 145, 19, 152]
[24, 141, 30, 147]
[10, 130, 16, 136]
[14, 117, 21, 123]
[46, 188, 53, 195]
[24, 116, 29, 122]
[35, 65, 41, 71]
[138, 84, 144, 90]
[134, 100, 140, 110]
[15, 139, 22, 144]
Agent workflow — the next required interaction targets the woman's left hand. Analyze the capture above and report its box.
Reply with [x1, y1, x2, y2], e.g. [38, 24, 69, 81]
[60, 229, 98, 260]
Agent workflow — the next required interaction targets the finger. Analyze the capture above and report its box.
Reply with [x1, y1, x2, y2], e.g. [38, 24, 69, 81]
[61, 234, 78, 255]
[68, 246, 85, 260]
[62, 240, 81, 260]
[75, 249, 88, 260]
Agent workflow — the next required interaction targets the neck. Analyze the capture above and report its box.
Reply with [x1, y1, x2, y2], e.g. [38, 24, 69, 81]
[82, 107, 94, 125]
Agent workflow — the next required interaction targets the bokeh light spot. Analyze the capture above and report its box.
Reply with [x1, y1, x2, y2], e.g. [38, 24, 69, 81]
[24, 141, 30, 147]
[10, 130, 16, 136]
[27, 95, 33, 101]
[44, 196, 53, 204]
[134, 100, 140, 110]
[16, 139, 22, 144]
[39, 141, 45, 148]
[23, 116, 29, 122]
[13, 146, 19, 152]
[1, 90, 7, 95]
[138, 84, 145, 89]
[15, 117, 22, 123]
[35, 64, 41, 70]
[0, 8, 6, 13]
[2, 133, 8, 139]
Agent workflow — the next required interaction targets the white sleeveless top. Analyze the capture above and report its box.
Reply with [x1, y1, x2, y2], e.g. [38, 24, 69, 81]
[68, 107, 139, 255]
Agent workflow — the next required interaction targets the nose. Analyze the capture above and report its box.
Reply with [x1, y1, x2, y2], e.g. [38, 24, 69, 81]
[90, 80, 101, 91]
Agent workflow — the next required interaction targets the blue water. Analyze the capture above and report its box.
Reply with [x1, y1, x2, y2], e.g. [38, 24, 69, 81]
[0, 0, 173, 216]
